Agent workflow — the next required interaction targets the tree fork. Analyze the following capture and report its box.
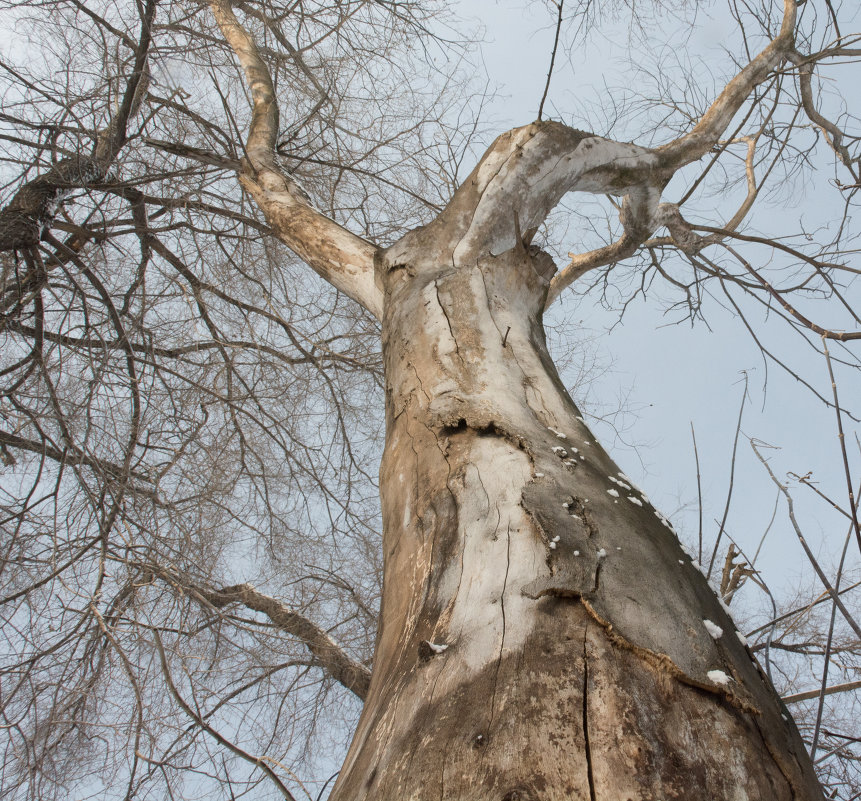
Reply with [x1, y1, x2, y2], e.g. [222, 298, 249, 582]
[203, 2, 824, 794]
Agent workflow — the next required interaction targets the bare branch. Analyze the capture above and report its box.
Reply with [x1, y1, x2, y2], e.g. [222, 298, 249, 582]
[783, 679, 861, 705]
[0, 0, 155, 251]
[207, 0, 382, 318]
[153, 629, 299, 801]
[656, 0, 797, 169]
[155, 569, 371, 701]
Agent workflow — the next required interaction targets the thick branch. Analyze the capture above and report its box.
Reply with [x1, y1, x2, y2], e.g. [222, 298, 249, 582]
[192, 578, 371, 700]
[547, 186, 665, 304]
[207, 0, 279, 176]
[656, 0, 796, 169]
[207, 0, 382, 318]
[538, 2, 796, 299]
[547, 232, 642, 304]
[0, 0, 155, 252]
[418, 121, 663, 272]
[0, 428, 159, 501]
[0, 157, 104, 250]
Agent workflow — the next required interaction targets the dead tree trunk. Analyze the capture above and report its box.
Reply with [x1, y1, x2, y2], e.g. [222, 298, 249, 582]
[328, 124, 824, 801]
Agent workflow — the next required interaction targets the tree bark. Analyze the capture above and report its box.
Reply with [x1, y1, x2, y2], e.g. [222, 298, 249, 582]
[328, 125, 825, 801]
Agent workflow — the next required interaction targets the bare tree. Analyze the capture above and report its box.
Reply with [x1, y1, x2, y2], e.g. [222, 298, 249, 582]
[0, 0, 859, 799]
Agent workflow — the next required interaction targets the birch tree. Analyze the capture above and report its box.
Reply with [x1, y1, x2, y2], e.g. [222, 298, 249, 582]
[0, 0, 859, 799]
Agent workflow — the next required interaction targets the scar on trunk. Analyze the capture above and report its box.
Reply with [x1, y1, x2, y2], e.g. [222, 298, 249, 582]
[580, 598, 760, 716]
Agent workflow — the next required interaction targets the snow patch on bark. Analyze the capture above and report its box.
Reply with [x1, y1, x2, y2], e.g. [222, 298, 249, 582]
[707, 669, 732, 686]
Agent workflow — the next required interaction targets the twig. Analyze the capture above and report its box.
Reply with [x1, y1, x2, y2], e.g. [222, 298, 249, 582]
[745, 579, 861, 637]
[153, 629, 299, 801]
[691, 422, 704, 562]
[811, 510, 856, 760]
[822, 335, 861, 557]
[707, 372, 748, 579]
[722, 243, 861, 341]
[537, 0, 564, 121]
[749, 440, 861, 641]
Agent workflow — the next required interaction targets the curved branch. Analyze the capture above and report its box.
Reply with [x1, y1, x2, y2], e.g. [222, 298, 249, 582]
[540, 2, 796, 300]
[656, 0, 796, 169]
[788, 48, 860, 182]
[547, 193, 688, 305]
[722, 135, 761, 234]
[547, 231, 642, 305]
[158, 566, 371, 700]
[457, 0, 795, 298]
[207, 0, 382, 318]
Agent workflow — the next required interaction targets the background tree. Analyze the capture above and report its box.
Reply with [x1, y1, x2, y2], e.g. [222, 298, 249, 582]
[0, 0, 858, 799]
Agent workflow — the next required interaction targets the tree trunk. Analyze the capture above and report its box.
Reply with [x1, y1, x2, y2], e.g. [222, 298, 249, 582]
[328, 128, 825, 800]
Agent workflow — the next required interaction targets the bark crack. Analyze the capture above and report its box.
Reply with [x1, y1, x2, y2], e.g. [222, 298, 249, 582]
[582, 627, 597, 801]
[580, 599, 761, 715]
[407, 363, 432, 405]
[568, 496, 597, 538]
[490, 520, 513, 725]
[452, 133, 528, 259]
[476, 262, 509, 347]
[749, 703, 805, 800]
[433, 279, 463, 367]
